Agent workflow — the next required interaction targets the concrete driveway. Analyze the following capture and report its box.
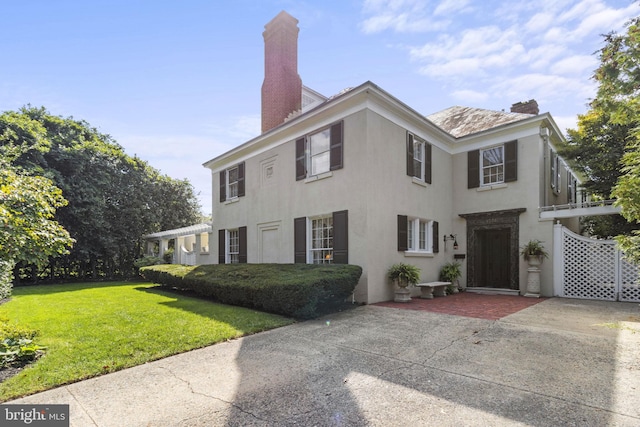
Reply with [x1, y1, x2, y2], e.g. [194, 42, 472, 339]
[8, 297, 640, 426]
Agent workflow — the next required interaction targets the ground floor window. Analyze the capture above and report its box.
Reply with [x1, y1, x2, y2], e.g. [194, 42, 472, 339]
[218, 227, 247, 264]
[310, 215, 333, 264]
[397, 215, 438, 254]
[294, 210, 348, 264]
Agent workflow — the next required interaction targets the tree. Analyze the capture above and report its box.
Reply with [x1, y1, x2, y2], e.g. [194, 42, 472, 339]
[604, 17, 640, 260]
[0, 158, 73, 297]
[560, 17, 639, 240]
[1, 106, 202, 281]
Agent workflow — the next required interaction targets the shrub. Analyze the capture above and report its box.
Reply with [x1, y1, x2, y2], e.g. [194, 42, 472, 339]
[140, 264, 363, 319]
[162, 248, 174, 264]
[134, 256, 164, 268]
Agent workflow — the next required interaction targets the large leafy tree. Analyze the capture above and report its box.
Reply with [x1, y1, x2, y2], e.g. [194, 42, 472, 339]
[1, 106, 201, 281]
[560, 17, 639, 239]
[609, 17, 640, 261]
[0, 115, 74, 296]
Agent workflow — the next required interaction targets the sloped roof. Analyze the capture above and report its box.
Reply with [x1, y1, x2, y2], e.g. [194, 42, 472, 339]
[427, 106, 535, 138]
[144, 223, 212, 240]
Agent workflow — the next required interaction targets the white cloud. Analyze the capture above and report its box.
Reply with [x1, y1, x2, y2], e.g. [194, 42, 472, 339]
[553, 54, 597, 76]
[433, 0, 473, 16]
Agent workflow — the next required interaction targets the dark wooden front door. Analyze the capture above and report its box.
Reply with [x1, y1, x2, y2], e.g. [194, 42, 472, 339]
[476, 229, 511, 288]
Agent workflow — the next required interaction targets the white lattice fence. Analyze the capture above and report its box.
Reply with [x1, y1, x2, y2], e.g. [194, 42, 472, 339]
[554, 224, 640, 302]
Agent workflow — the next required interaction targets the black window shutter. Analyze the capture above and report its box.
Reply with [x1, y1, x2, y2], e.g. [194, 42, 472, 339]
[218, 229, 226, 264]
[432, 221, 439, 253]
[468, 149, 480, 189]
[294, 217, 306, 263]
[332, 210, 348, 264]
[237, 162, 245, 197]
[295, 137, 306, 181]
[239, 226, 247, 263]
[219, 170, 226, 202]
[504, 140, 517, 182]
[397, 215, 408, 251]
[425, 143, 432, 184]
[406, 132, 414, 177]
[329, 121, 343, 171]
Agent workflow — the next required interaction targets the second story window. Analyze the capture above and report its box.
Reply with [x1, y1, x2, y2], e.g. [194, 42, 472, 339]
[309, 128, 331, 176]
[481, 146, 504, 185]
[467, 140, 517, 189]
[219, 162, 245, 202]
[406, 132, 432, 184]
[296, 121, 343, 181]
[227, 166, 239, 199]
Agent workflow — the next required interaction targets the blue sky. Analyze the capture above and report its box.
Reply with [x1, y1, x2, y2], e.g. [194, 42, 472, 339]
[1, 1, 638, 216]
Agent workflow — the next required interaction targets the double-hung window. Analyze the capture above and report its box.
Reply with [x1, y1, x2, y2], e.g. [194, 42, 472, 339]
[310, 215, 333, 264]
[406, 132, 432, 183]
[309, 129, 331, 176]
[227, 166, 239, 199]
[218, 227, 247, 264]
[398, 215, 439, 254]
[550, 149, 561, 194]
[219, 162, 245, 202]
[227, 229, 240, 264]
[294, 210, 348, 264]
[296, 121, 343, 180]
[467, 140, 517, 189]
[481, 146, 504, 185]
[567, 171, 578, 204]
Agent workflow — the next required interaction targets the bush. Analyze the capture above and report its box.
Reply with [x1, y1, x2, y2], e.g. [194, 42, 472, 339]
[162, 249, 174, 264]
[134, 256, 164, 268]
[140, 263, 363, 319]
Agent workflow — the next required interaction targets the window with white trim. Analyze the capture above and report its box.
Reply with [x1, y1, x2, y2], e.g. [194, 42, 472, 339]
[219, 162, 245, 202]
[481, 146, 504, 185]
[310, 215, 333, 264]
[227, 229, 239, 264]
[550, 150, 561, 193]
[407, 217, 434, 252]
[309, 128, 331, 176]
[412, 138, 425, 180]
[295, 121, 343, 181]
[567, 171, 578, 204]
[227, 166, 239, 199]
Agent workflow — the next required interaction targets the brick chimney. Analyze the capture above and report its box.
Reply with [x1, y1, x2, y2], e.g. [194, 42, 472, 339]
[510, 99, 539, 115]
[261, 11, 302, 133]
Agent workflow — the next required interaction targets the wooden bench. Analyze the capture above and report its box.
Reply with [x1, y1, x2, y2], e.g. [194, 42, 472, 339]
[415, 281, 451, 299]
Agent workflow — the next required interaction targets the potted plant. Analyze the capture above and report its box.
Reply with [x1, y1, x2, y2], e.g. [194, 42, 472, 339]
[520, 240, 548, 298]
[520, 240, 549, 264]
[387, 263, 420, 302]
[439, 262, 462, 293]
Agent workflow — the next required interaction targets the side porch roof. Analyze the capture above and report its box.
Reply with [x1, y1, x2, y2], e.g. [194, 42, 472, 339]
[143, 223, 212, 240]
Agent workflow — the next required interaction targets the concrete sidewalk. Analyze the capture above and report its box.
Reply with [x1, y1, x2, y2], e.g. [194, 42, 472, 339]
[8, 298, 640, 426]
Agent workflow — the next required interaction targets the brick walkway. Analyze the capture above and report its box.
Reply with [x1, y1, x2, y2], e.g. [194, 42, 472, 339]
[374, 291, 547, 320]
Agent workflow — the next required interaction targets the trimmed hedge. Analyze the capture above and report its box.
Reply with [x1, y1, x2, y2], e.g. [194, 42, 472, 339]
[140, 263, 362, 319]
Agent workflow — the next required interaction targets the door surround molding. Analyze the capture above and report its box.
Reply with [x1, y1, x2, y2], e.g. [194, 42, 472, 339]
[460, 208, 525, 290]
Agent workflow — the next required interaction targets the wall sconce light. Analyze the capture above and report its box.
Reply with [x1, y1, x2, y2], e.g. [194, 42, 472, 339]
[444, 234, 458, 251]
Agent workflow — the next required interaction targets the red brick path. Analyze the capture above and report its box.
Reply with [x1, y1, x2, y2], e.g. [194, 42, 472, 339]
[374, 291, 547, 320]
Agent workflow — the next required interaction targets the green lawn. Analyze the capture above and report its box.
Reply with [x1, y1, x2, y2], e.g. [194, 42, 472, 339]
[0, 281, 294, 402]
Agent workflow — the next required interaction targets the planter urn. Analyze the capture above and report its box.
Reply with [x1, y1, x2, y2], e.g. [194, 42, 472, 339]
[524, 256, 542, 298]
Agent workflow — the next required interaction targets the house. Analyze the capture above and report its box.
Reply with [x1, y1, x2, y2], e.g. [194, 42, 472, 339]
[199, 10, 593, 304]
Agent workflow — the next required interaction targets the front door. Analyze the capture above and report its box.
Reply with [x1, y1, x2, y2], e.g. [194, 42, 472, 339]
[477, 229, 511, 288]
